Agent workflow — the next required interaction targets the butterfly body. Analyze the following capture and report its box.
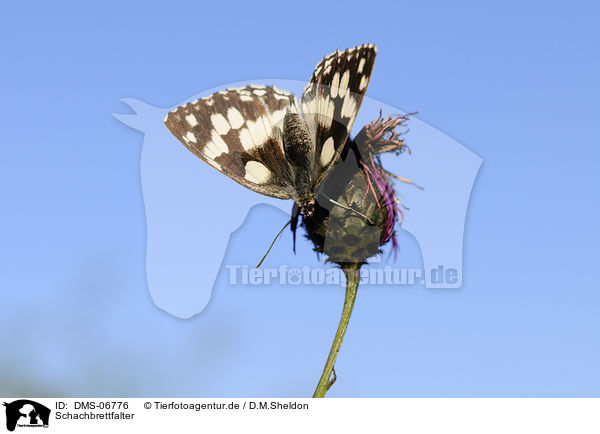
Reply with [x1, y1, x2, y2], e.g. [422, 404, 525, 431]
[282, 111, 316, 214]
[164, 44, 377, 220]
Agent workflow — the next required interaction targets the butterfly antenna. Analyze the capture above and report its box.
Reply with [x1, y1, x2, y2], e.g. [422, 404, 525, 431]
[256, 219, 292, 268]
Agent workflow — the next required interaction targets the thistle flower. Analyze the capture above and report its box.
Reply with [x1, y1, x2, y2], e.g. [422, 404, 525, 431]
[298, 113, 414, 397]
[295, 112, 410, 266]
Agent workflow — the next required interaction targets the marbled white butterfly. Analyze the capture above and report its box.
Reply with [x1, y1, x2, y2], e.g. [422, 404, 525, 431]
[164, 44, 377, 217]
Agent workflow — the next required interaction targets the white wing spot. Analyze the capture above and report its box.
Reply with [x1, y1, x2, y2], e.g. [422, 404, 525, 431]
[210, 130, 229, 154]
[240, 95, 253, 102]
[358, 57, 366, 73]
[204, 142, 220, 160]
[320, 137, 335, 166]
[341, 94, 357, 119]
[239, 128, 255, 151]
[326, 98, 334, 125]
[184, 131, 197, 143]
[247, 117, 269, 148]
[244, 161, 271, 184]
[253, 89, 267, 96]
[359, 75, 368, 91]
[273, 85, 291, 96]
[259, 115, 273, 141]
[302, 93, 318, 114]
[185, 114, 198, 127]
[339, 70, 350, 98]
[330, 72, 340, 98]
[226, 107, 244, 129]
[211, 113, 231, 135]
[250, 84, 266, 89]
[318, 95, 334, 128]
[271, 109, 287, 127]
[204, 130, 229, 160]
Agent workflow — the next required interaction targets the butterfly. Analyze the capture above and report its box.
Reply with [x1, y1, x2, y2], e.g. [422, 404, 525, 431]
[163, 44, 377, 218]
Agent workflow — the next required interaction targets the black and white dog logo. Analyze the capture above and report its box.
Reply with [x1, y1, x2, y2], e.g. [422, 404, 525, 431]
[3, 400, 50, 431]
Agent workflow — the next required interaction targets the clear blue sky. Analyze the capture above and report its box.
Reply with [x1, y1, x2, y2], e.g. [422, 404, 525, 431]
[0, 1, 599, 397]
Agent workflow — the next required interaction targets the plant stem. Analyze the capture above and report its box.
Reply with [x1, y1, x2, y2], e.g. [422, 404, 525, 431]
[313, 263, 361, 398]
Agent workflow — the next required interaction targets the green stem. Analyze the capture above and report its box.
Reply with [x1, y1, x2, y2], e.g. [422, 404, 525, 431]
[313, 264, 361, 398]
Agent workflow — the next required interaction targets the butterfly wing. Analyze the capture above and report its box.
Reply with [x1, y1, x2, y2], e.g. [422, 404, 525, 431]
[164, 85, 299, 199]
[301, 44, 377, 186]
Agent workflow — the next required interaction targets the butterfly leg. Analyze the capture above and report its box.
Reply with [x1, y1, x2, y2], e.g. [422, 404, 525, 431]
[291, 202, 301, 254]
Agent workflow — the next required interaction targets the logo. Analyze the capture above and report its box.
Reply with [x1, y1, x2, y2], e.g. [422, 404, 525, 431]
[3, 401, 50, 431]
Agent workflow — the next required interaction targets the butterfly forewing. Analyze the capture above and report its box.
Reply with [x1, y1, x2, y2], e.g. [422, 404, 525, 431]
[301, 44, 377, 186]
[164, 44, 377, 206]
[164, 85, 298, 199]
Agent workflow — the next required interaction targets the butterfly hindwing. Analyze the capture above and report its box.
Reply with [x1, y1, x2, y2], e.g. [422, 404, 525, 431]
[164, 85, 299, 199]
[301, 44, 377, 186]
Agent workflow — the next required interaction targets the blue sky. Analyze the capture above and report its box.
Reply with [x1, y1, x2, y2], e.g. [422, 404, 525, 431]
[0, 1, 599, 397]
